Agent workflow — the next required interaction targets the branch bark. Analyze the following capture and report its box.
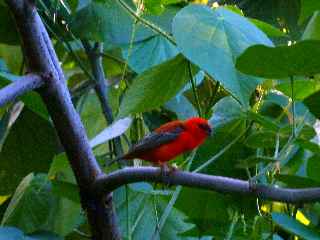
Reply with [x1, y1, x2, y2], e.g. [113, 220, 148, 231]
[0, 74, 43, 107]
[82, 41, 124, 157]
[94, 167, 320, 204]
[7, 0, 120, 239]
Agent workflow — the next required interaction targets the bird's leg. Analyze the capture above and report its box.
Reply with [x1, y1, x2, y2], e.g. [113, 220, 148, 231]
[159, 162, 173, 187]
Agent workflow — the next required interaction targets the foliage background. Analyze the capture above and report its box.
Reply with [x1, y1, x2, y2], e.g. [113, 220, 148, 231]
[1, 0, 320, 239]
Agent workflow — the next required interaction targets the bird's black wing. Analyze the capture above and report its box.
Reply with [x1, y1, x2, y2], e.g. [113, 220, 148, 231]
[124, 126, 184, 158]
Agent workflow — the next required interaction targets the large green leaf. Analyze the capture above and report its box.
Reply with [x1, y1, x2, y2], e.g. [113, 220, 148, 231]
[236, 40, 320, 78]
[172, 5, 273, 107]
[306, 154, 320, 182]
[71, 1, 178, 47]
[122, 35, 178, 73]
[276, 77, 320, 101]
[165, 95, 197, 120]
[0, 109, 59, 195]
[118, 55, 194, 117]
[275, 174, 320, 188]
[80, 92, 107, 139]
[302, 11, 320, 40]
[209, 96, 246, 129]
[114, 185, 195, 239]
[303, 90, 320, 118]
[175, 188, 256, 238]
[1, 174, 59, 233]
[249, 18, 286, 37]
[1, 174, 81, 237]
[272, 212, 320, 240]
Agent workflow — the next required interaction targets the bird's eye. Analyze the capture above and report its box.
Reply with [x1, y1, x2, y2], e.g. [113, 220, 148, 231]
[198, 123, 212, 135]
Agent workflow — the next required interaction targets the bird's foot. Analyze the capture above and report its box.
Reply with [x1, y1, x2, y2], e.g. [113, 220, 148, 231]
[159, 163, 177, 187]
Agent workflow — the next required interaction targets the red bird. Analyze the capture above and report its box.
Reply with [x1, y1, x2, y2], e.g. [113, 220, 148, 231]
[111, 117, 212, 167]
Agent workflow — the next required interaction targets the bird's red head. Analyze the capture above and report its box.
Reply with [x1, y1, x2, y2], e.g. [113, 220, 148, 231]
[184, 117, 212, 138]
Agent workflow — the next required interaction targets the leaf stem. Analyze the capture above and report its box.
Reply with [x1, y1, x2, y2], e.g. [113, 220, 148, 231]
[117, 0, 176, 45]
[225, 211, 239, 240]
[188, 62, 202, 117]
[150, 150, 197, 239]
[290, 76, 296, 138]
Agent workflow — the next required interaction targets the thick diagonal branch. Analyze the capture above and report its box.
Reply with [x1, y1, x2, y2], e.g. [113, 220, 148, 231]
[0, 74, 43, 107]
[7, 0, 120, 239]
[94, 167, 320, 204]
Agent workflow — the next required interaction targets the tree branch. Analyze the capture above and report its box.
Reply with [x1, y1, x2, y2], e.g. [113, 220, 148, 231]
[7, 0, 120, 239]
[0, 74, 43, 107]
[94, 167, 320, 204]
[82, 41, 124, 158]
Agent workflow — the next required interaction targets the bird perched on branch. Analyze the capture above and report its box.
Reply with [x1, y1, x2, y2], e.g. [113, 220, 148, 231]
[108, 117, 212, 169]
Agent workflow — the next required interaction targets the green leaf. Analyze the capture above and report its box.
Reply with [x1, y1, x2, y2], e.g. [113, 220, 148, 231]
[0, 44, 22, 73]
[122, 35, 178, 73]
[26, 231, 63, 240]
[209, 96, 245, 129]
[114, 186, 194, 239]
[0, 109, 59, 195]
[172, 5, 273, 107]
[276, 77, 320, 101]
[236, 40, 320, 78]
[118, 55, 193, 117]
[246, 111, 280, 132]
[245, 131, 277, 149]
[1, 173, 81, 237]
[48, 153, 76, 184]
[175, 188, 256, 237]
[296, 139, 320, 154]
[303, 90, 320, 118]
[299, 0, 320, 24]
[165, 95, 197, 120]
[307, 154, 320, 182]
[1, 174, 59, 233]
[71, 1, 177, 47]
[80, 92, 107, 139]
[249, 18, 286, 37]
[302, 11, 320, 40]
[144, 0, 165, 15]
[51, 180, 80, 203]
[236, 156, 276, 169]
[272, 212, 320, 240]
[275, 174, 320, 188]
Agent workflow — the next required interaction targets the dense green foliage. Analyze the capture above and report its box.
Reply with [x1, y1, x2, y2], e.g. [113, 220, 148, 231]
[1, 0, 320, 239]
